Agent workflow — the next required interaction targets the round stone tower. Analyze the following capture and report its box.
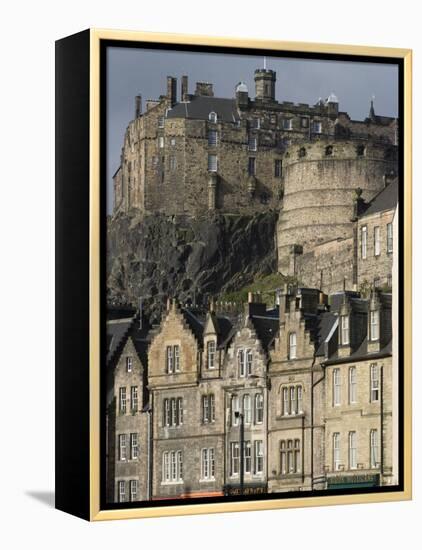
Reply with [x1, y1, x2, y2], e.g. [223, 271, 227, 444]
[277, 139, 398, 275]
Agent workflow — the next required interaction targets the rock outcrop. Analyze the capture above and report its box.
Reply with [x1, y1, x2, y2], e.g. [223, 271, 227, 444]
[107, 211, 278, 322]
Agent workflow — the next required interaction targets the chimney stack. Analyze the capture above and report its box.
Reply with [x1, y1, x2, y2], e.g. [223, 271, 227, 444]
[181, 75, 189, 101]
[167, 76, 177, 107]
[135, 94, 142, 118]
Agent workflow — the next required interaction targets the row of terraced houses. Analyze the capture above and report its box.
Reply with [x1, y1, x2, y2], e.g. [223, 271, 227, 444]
[106, 280, 398, 502]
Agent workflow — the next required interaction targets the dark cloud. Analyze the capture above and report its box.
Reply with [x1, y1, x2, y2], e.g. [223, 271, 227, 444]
[107, 46, 398, 213]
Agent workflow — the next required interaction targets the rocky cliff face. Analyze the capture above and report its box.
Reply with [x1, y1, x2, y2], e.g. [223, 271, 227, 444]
[107, 211, 278, 322]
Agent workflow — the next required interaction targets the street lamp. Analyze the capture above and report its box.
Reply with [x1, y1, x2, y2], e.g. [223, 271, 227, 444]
[234, 410, 244, 496]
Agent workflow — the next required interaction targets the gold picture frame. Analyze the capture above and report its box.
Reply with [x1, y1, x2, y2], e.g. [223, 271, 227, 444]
[55, 28, 412, 521]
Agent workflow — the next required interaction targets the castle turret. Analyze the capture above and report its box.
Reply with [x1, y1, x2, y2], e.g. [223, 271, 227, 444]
[254, 68, 276, 102]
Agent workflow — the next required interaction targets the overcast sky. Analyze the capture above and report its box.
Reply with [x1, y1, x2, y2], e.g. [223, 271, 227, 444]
[106, 46, 398, 213]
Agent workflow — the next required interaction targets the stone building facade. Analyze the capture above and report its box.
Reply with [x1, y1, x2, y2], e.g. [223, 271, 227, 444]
[112, 70, 398, 222]
[106, 287, 396, 503]
[106, 311, 150, 503]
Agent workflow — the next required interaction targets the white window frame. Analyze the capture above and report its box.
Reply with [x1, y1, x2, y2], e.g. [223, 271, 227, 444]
[166, 346, 173, 373]
[130, 386, 138, 411]
[246, 349, 253, 376]
[244, 441, 251, 474]
[297, 386, 303, 413]
[341, 315, 350, 346]
[177, 397, 183, 425]
[238, 349, 246, 377]
[162, 452, 170, 482]
[349, 366, 357, 404]
[374, 226, 381, 256]
[130, 432, 138, 460]
[370, 310, 380, 341]
[119, 434, 127, 461]
[333, 433, 340, 471]
[201, 448, 215, 480]
[280, 441, 287, 474]
[230, 442, 240, 477]
[158, 115, 165, 128]
[129, 480, 138, 502]
[174, 345, 180, 372]
[209, 111, 217, 123]
[290, 386, 297, 415]
[208, 129, 218, 146]
[163, 398, 170, 427]
[288, 332, 297, 359]
[207, 340, 216, 369]
[158, 136, 164, 148]
[118, 480, 126, 503]
[370, 429, 379, 468]
[248, 135, 257, 152]
[349, 431, 357, 469]
[255, 393, 264, 424]
[243, 394, 251, 424]
[387, 223, 393, 254]
[208, 154, 218, 172]
[333, 368, 341, 406]
[254, 440, 264, 475]
[361, 226, 367, 259]
[283, 387, 289, 416]
[312, 121, 322, 134]
[119, 387, 127, 414]
[283, 118, 293, 131]
[232, 395, 239, 426]
[126, 356, 133, 372]
[370, 364, 380, 402]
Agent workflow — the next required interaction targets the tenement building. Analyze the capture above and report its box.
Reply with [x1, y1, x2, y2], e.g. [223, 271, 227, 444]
[106, 288, 397, 502]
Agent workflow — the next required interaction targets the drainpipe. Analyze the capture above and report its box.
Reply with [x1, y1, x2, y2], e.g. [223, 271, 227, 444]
[380, 365, 384, 483]
[146, 394, 153, 500]
[311, 356, 326, 490]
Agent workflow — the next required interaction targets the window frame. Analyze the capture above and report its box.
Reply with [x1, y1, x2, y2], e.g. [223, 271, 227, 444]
[208, 154, 218, 172]
[361, 225, 368, 259]
[333, 368, 341, 406]
[119, 387, 127, 414]
[370, 363, 380, 402]
[387, 222, 393, 254]
[349, 366, 357, 404]
[119, 434, 127, 461]
[130, 432, 138, 460]
[374, 225, 381, 256]
[288, 332, 297, 359]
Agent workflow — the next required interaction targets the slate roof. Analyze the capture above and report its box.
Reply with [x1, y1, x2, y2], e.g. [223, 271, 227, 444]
[167, 96, 240, 123]
[181, 308, 235, 348]
[361, 180, 398, 217]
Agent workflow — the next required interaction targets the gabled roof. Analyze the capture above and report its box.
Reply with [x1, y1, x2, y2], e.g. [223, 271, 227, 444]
[249, 314, 279, 352]
[167, 96, 240, 123]
[361, 180, 398, 217]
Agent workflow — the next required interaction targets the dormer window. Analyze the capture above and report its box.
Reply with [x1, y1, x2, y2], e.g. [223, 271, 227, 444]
[209, 111, 217, 123]
[288, 332, 297, 359]
[207, 340, 216, 369]
[340, 315, 350, 346]
[370, 310, 380, 341]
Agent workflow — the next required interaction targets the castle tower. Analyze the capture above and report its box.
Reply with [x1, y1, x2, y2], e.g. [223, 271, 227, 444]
[254, 69, 276, 101]
[277, 140, 398, 276]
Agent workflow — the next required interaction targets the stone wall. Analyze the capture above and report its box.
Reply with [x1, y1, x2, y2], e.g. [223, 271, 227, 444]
[277, 140, 398, 274]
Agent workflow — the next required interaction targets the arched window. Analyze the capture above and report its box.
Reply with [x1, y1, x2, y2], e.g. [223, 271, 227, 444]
[209, 111, 217, 123]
